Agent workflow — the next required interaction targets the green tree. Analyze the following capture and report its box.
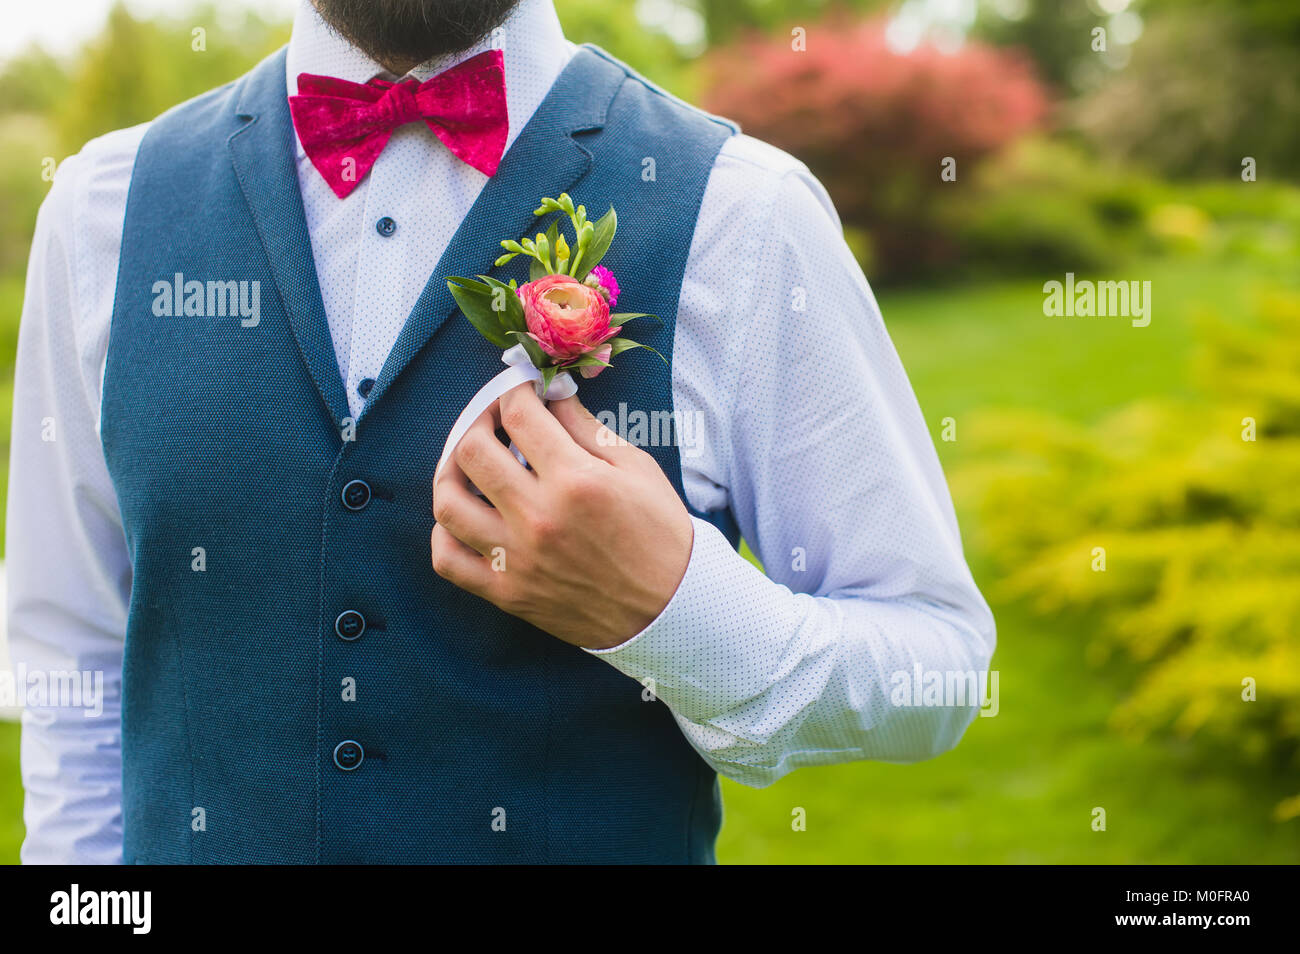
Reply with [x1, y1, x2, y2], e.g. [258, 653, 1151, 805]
[56, 2, 288, 154]
[1072, 7, 1300, 180]
[972, 0, 1108, 92]
[960, 291, 1300, 819]
[0, 47, 68, 115]
[1144, 0, 1300, 41]
[695, 0, 889, 44]
[555, 0, 695, 94]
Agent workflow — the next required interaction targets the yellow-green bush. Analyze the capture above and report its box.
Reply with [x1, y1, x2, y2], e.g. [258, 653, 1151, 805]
[956, 292, 1300, 818]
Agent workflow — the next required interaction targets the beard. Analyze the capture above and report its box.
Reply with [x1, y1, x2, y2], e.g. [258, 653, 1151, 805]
[313, 0, 522, 67]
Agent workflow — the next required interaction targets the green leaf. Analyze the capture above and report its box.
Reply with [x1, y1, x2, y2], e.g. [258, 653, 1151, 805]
[541, 365, 559, 393]
[480, 275, 526, 334]
[447, 277, 513, 349]
[574, 206, 616, 281]
[529, 257, 550, 282]
[604, 337, 641, 357]
[564, 353, 612, 369]
[605, 337, 668, 366]
[609, 312, 660, 325]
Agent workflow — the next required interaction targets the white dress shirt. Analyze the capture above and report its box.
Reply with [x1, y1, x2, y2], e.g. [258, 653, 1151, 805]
[7, 0, 995, 864]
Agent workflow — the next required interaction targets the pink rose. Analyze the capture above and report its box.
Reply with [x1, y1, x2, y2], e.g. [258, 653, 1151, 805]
[518, 274, 621, 374]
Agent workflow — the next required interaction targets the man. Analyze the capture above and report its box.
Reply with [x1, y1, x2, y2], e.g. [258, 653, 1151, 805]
[8, 0, 994, 863]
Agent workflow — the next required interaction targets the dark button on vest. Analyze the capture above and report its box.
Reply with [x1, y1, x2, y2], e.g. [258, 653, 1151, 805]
[333, 740, 364, 771]
[335, 610, 366, 641]
[341, 479, 371, 510]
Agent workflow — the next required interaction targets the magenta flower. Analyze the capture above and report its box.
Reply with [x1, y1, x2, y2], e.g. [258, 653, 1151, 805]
[585, 266, 620, 308]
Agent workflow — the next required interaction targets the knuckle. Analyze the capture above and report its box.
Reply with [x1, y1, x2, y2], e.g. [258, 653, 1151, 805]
[432, 495, 456, 528]
[523, 510, 558, 542]
[560, 463, 605, 502]
[625, 439, 659, 468]
[500, 404, 528, 435]
[634, 446, 661, 471]
[455, 432, 487, 469]
[430, 529, 459, 579]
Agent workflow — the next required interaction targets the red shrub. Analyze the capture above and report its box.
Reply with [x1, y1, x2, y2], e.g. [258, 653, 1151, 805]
[703, 18, 1050, 281]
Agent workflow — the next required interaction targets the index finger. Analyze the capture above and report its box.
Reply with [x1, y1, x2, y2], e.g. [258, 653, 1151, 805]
[497, 381, 589, 475]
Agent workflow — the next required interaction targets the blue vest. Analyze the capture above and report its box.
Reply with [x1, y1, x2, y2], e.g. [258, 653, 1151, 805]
[101, 44, 738, 863]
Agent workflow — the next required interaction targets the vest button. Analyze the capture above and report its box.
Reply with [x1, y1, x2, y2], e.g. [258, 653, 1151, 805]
[341, 479, 371, 511]
[375, 216, 397, 237]
[333, 740, 364, 772]
[357, 377, 375, 398]
[334, 610, 366, 641]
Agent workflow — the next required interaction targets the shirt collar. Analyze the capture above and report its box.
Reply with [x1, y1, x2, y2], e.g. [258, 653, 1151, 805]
[285, 0, 576, 155]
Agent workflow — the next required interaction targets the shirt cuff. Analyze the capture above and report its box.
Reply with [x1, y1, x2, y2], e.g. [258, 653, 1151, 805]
[584, 515, 795, 720]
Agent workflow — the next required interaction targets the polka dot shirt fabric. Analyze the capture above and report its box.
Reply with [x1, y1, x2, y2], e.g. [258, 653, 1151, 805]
[8, 0, 994, 860]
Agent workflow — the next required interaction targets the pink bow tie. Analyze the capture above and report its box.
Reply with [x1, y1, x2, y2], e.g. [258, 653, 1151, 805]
[288, 49, 508, 198]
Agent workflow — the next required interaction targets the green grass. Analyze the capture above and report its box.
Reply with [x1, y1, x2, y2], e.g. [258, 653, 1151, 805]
[0, 274, 23, 550]
[2, 255, 1296, 864]
[0, 724, 20, 861]
[715, 255, 1300, 864]
[882, 256, 1290, 430]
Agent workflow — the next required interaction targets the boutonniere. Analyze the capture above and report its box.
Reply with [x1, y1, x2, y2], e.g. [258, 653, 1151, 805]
[435, 194, 658, 477]
[447, 193, 659, 396]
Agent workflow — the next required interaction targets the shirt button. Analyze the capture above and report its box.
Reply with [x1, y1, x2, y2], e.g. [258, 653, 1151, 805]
[357, 377, 375, 398]
[335, 610, 366, 641]
[341, 479, 371, 511]
[375, 216, 397, 237]
[333, 740, 364, 771]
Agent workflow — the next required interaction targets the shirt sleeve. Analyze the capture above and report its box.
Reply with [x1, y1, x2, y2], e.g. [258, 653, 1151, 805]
[6, 139, 136, 863]
[586, 140, 997, 788]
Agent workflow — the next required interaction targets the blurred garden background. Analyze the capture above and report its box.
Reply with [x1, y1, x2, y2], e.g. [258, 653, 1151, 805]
[1, 0, 1298, 863]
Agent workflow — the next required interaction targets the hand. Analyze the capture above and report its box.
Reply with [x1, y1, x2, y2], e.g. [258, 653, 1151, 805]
[431, 382, 694, 650]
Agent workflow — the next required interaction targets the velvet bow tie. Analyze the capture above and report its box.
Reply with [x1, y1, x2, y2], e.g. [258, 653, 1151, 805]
[288, 49, 508, 199]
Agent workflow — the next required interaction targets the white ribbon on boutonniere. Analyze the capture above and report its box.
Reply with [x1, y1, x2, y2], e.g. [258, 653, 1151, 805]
[435, 192, 662, 480]
[434, 343, 577, 480]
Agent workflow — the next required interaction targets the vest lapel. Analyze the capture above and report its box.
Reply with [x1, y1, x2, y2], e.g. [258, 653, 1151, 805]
[359, 46, 624, 421]
[228, 49, 352, 429]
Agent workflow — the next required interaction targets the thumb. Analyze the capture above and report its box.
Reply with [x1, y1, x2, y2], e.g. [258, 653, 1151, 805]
[548, 394, 628, 464]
